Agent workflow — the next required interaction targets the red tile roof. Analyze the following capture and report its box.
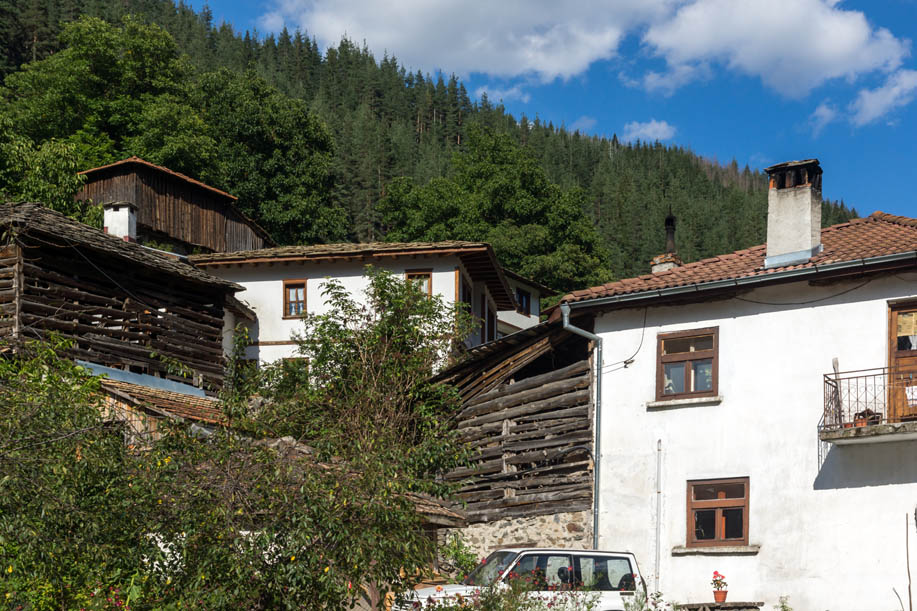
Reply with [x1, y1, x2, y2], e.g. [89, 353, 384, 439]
[560, 212, 917, 306]
[101, 379, 226, 425]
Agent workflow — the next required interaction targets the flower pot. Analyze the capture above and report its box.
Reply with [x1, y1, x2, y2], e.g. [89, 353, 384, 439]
[854, 417, 868, 427]
[713, 590, 727, 603]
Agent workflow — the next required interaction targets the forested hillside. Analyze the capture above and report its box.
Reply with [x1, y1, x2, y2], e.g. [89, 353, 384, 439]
[0, 0, 857, 287]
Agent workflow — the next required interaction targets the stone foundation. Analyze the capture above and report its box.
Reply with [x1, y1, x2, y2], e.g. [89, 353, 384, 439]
[445, 510, 594, 558]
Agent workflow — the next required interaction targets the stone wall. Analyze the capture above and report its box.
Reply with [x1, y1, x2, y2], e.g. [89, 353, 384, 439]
[445, 510, 593, 558]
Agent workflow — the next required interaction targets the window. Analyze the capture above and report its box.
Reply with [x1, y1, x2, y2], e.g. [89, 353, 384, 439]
[487, 303, 496, 342]
[516, 288, 532, 316]
[460, 273, 473, 310]
[656, 327, 718, 400]
[686, 477, 749, 547]
[574, 555, 635, 591]
[282, 280, 306, 318]
[406, 270, 432, 296]
[509, 553, 573, 589]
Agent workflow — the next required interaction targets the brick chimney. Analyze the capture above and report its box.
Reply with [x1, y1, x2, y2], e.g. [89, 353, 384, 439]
[763, 159, 823, 268]
[651, 213, 683, 273]
[103, 201, 138, 242]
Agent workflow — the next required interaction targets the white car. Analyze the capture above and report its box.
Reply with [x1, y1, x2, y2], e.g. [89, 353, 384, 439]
[403, 547, 644, 611]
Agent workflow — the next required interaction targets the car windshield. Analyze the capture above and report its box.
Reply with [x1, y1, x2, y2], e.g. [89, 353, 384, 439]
[462, 551, 518, 586]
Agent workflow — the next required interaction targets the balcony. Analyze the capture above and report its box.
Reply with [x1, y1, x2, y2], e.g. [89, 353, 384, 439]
[820, 368, 917, 444]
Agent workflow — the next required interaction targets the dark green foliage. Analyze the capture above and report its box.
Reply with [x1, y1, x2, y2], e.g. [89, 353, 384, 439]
[379, 128, 612, 293]
[0, 0, 859, 288]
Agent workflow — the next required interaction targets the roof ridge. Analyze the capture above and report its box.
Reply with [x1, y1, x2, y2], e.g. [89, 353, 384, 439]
[869, 210, 917, 228]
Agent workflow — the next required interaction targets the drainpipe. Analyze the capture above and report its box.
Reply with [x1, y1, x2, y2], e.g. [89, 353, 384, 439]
[560, 302, 603, 550]
[654, 439, 663, 593]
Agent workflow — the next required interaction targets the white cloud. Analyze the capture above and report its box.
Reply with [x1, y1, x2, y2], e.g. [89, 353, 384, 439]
[638, 63, 712, 97]
[849, 69, 917, 125]
[257, 0, 674, 81]
[642, 0, 910, 97]
[569, 115, 598, 133]
[474, 84, 530, 104]
[258, 0, 912, 111]
[810, 101, 839, 136]
[621, 119, 676, 142]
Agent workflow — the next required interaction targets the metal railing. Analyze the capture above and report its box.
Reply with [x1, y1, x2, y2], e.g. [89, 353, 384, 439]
[822, 367, 917, 431]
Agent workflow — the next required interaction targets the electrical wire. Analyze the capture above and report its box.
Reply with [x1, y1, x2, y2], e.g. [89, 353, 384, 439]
[732, 277, 872, 306]
[601, 306, 647, 371]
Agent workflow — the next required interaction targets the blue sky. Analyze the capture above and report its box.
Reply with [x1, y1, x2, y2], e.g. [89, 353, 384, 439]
[192, 0, 917, 218]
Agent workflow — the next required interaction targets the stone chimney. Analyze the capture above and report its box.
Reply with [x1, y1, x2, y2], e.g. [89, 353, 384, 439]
[103, 201, 138, 242]
[763, 159, 823, 268]
[650, 213, 683, 273]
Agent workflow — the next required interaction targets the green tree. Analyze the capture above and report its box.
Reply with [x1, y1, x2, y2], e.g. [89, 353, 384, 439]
[0, 116, 88, 218]
[380, 127, 611, 293]
[194, 68, 346, 245]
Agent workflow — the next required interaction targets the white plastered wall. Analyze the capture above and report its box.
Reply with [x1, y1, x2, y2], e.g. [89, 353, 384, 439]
[211, 256, 493, 363]
[498, 276, 542, 333]
[593, 273, 917, 610]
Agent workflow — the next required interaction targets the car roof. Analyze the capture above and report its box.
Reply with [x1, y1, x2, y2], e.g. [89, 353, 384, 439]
[497, 548, 634, 555]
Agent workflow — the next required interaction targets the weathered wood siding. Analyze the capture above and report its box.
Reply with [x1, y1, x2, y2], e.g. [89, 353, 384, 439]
[447, 359, 594, 522]
[76, 166, 266, 252]
[0, 245, 18, 339]
[6, 239, 226, 389]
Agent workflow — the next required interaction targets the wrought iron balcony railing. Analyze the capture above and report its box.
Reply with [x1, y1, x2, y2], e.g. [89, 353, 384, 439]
[822, 367, 917, 431]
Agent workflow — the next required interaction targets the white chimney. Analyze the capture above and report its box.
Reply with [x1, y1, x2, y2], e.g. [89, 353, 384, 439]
[103, 201, 138, 242]
[763, 159, 823, 269]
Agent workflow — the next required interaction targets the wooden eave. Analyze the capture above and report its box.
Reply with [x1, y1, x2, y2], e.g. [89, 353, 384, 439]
[79, 157, 276, 247]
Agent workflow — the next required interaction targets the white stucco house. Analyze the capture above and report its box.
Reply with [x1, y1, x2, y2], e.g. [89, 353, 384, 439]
[498, 268, 555, 337]
[190, 241, 546, 363]
[552, 159, 917, 609]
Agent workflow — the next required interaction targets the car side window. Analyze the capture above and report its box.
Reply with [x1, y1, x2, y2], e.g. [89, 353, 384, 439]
[574, 556, 635, 591]
[509, 554, 573, 589]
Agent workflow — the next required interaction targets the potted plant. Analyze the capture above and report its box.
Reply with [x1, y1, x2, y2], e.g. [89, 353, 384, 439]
[853, 408, 880, 427]
[711, 571, 727, 603]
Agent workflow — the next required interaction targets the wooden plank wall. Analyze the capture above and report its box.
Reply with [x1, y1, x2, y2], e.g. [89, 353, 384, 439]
[76, 168, 266, 253]
[446, 358, 594, 522]
[14, 238, 226, 389]
[0, 245, 19, 339]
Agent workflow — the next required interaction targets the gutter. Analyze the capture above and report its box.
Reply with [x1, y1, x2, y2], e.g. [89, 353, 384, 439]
[560, 302, 602, 550]
[560, 250, 917, 312]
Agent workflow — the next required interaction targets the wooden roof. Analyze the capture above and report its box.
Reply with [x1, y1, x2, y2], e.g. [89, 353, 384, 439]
[80, 156, 237, 201]
[0, 202, 240, 290]
[79, 156, 275, 246]
[191, 241, 516, 310]
[102, 378, 226, 425]
[502, 268, 558, 296]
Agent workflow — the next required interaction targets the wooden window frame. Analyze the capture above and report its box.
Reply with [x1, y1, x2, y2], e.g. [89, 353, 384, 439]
[516, 288, 532, 316]
[405, 269, 433, 297]
[282, 279, 307, 319]
[686, 477, 749, 548]
[656, 326, 719, 401]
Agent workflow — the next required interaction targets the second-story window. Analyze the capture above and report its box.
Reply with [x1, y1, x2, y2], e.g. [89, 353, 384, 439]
[516, 288, 532, 316]
[406, 270, 432, 296]
[283, 280, 306, 318]
[656, 327, 718, 400]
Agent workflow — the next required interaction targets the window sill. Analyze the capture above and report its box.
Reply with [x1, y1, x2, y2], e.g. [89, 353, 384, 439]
[671, 544, 760, 556]
[646, 395, 723, 410]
